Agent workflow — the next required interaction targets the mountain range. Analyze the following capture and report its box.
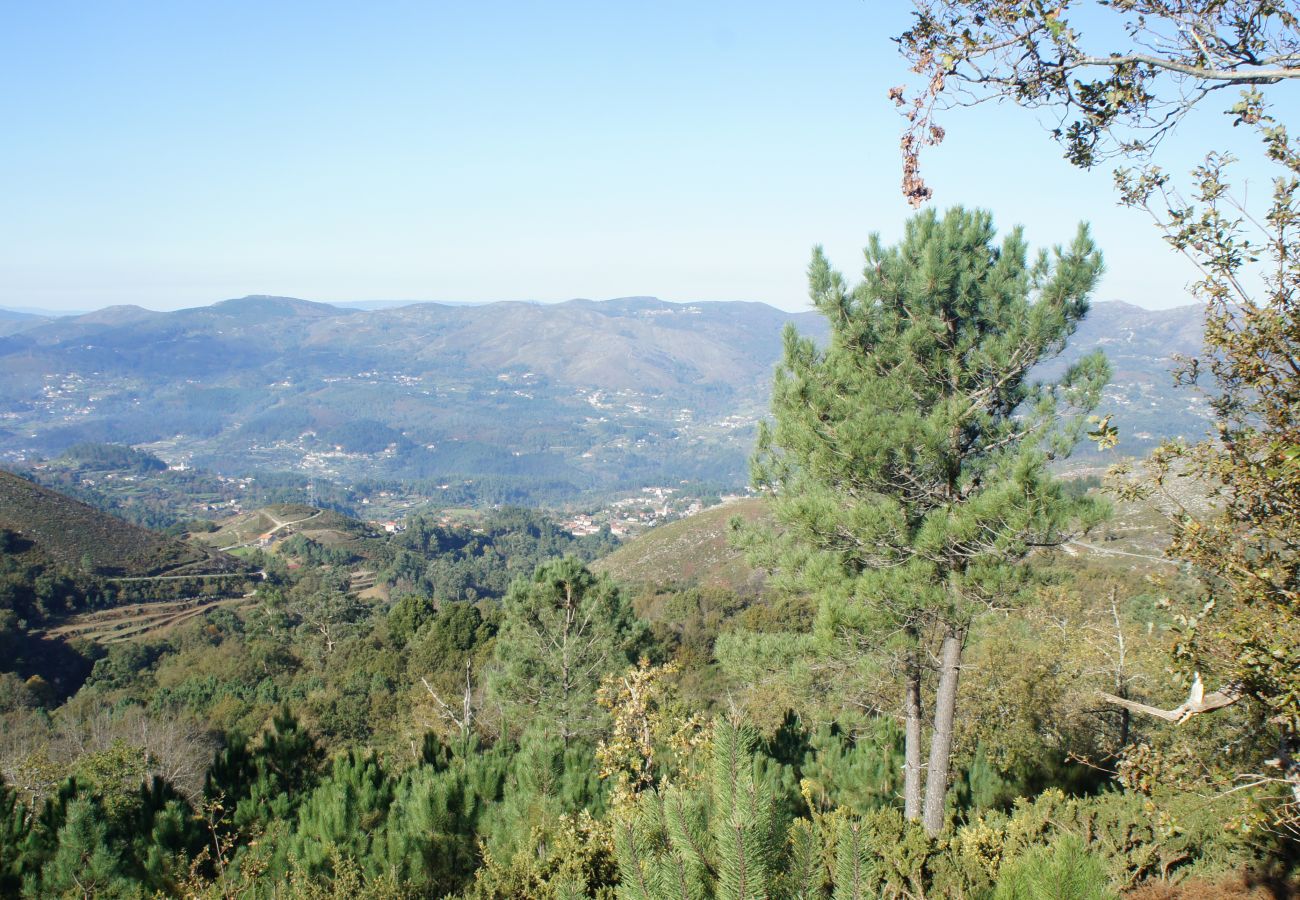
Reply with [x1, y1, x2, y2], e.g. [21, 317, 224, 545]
[0, 295, 1209, 503]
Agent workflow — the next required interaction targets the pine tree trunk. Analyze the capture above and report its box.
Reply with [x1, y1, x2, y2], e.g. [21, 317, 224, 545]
[903, 649, 923, 822]
[922, 627, 963, 835]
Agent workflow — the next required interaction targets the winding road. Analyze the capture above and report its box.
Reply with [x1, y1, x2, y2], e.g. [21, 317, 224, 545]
[218, 508, 323, 551]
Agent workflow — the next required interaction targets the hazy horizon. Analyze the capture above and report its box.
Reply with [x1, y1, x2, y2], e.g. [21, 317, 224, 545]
[0, 291, 1204, 320]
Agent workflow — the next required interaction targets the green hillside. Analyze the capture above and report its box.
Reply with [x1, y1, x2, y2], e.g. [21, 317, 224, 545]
[0, 469, 242, 577]
[595, 484, 1192, 595]
[593, 497, 770, 592]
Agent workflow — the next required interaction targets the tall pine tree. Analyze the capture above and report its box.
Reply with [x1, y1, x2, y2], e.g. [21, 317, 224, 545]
[751, 207, 1109, 833]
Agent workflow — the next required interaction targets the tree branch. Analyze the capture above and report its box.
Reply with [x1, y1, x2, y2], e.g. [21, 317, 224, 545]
[1097, 674, 1242, 724]
[1062, 53, 1300, 83]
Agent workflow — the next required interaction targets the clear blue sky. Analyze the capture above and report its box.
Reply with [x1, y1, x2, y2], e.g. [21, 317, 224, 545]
[0, 1, 1289, 313]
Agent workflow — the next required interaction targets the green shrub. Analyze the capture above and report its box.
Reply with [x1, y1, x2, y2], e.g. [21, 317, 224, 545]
[993, 834, 1114, 900]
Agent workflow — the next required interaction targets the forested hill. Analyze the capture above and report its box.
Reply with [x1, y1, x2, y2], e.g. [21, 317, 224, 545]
[0, 295, 1206, 501]
[0, 469, 242, 578]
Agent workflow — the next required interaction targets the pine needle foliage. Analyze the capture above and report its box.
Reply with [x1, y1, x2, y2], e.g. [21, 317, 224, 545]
[613, 720, 883, 900]
[711, 723, 780, 900]
[0, 778, 37, 894]
[378, 760, 482, 892]
[782, 820, 828, 900]
[747, 206, 1111, 832]
[489, 557, 647, 746]
[992, 834, 1114, 900]
[286, 750, 393, 880]
[34, 796, 133, 898]
[204, 707, 325, 836]
[830, 819, 874, 900]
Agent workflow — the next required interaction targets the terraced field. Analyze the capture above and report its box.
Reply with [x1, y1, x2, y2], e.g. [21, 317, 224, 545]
[44, 594, 258, 645]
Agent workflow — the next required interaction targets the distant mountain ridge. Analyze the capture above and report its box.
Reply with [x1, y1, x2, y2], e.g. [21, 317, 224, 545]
[0, 295, 1208, 501]
[0, 294, 822, 387]
[0, 307, 53, 338]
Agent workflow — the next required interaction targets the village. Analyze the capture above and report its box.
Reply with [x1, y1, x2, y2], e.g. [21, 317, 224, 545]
[358, 483, 746, 540]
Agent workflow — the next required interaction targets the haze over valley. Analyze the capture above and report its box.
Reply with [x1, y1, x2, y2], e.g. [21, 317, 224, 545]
[0, 294, 1207, 516]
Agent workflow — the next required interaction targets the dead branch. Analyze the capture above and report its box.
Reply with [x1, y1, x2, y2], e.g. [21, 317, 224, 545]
[1098, 672, 1241, 723]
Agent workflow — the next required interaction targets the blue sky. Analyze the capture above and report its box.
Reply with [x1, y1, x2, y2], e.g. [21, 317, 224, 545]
[1, 1, 1291, 312]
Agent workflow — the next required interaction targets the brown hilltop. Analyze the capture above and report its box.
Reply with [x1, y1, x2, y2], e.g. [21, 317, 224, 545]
[593, 497, 770, 593]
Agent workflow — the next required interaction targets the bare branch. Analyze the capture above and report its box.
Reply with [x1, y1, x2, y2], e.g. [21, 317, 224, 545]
[1098, 674, 1242, 723]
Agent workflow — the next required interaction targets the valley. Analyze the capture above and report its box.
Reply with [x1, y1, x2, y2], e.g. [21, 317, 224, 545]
[4, 1, 1297, 894]
[0, 296, 1209, 514]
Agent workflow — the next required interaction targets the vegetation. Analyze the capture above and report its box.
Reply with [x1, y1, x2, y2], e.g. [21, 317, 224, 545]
[594, 498, 770, 594]
[0, 3, 1297, 894]
[489, 557, 646, 747]
[0, 470, 241, 579]
[1, 221, 1293, 896]
[746, 207, 1109, 833]
[895, 0, 1300, 844]
[894, 0, 1300, 200]
[378, 507, 619, 602]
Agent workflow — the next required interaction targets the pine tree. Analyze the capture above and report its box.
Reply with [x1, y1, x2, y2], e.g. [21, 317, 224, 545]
[782, 820, 828, 900]
[35, 797, 133, 898]
[286, 750, 393, 882]
[137, 797, 199, 895]
[751, 207, 1109, 833]
[893, 0, 1300, 825]
[127, 776, 202, 893]
[375, 734, 513, 895]
[205, 707, 325, 835]
[379, 763, 478, 893]
[488, 557, 646, 746]
[0, 777, 37, 895]
[479, 727, 609, 864]
[993, 834, 1114, 900]
[615, 721, 787, 900]
[711, 723, 780, 900]
[829, 819, 873, 900]
[613, 720, 888, 900]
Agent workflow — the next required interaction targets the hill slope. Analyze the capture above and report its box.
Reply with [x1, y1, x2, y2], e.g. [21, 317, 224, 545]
[0, 470, 243, 576]
[196, 503, 375, 552]
[594, 498, 770, 592]
[596, 481, 1201, 600]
